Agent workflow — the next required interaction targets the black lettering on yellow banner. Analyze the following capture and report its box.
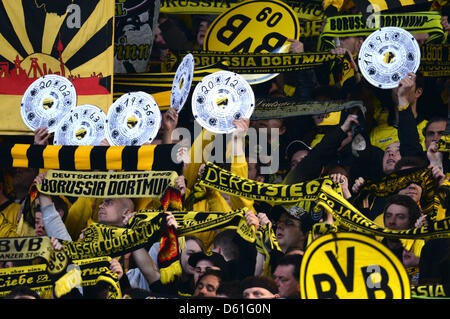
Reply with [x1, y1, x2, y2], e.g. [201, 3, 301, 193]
[0, 236, 69, 277]
[419, 44, 450, 77]
[178, 50, 340, 74]
[160, 0, 236, 14]
[318, 186, 450, 240]
[160, 0, 323, 21]
[318, 12, 444, 51]
[411, 284, 448, 299]
[73, 256, 121, 299]
[37, 170, 178, 198]
[300, 232, 411, 299]
[199, 162, 334, 203]
[0, 264, 53, 297]
[0, 236, 50, 261]
[62, 214, 163, 260]
[0, 257, 122, 299]
[299, 19, 323, 37]
[204, 0, 299, 53]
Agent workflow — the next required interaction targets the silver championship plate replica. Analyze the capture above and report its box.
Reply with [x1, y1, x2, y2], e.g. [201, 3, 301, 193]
[105, 92, 161, 146]
[53, 104, 107, 146]
[20, 74, 76, 132]
[358, 27, 421, 89]
[191, 71, 255, 134]
[171, 53, 195, 113]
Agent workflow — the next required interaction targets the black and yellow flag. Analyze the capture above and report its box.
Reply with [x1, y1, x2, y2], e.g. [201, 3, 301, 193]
[0, 0, 115, 135]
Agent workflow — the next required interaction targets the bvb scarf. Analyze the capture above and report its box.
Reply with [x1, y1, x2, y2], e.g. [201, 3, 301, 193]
[36, 170, 178, 199]
[135, 208, 256, 243]
[61, 212, 181, 284]
[62, 208, 255, 282]
[352, 166, 438, 218]
[0, 263, 54, 298]
[323, 0, 435, 14]
[71, 256, 122, 299]
[21, 168, 182, 234]
[318, 185, 450, 240]
[198, 162, 334, 204]
[160, 0, 324, 21]
[126, 207, 257, 281]
[318, 12, 445, 51]
[61, 215, 164, 261]
[0, 236, 70, 278]
[171, 50, 342, 74]
[0, 256, 122, 299]
[411, 284, 449, 299]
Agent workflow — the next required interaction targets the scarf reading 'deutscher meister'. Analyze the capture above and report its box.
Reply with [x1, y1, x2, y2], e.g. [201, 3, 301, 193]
[36, 170, 178, 199]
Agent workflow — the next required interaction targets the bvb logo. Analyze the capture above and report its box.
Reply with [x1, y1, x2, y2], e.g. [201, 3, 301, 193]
[204, 0, 299, 53]
[127, 116, 138, 129]
[75, 128, 87, 140]
[299, 232, 410, 299]
[42, 98, 55, 109]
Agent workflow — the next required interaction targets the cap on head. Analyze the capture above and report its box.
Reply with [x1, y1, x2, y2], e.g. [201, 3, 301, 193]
[188, 251, 227, 271]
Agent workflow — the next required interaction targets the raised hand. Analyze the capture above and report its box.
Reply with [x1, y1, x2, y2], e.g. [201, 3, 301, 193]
[34, 127, 50, 145]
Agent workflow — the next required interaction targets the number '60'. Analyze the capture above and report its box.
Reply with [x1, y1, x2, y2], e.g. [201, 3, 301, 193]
[256, 7, 282, 28]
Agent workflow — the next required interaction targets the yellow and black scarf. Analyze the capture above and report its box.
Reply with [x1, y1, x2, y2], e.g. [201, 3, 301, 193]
[0, 143, 183, 172]
[318, 12, 445, 50]
[197, 162, 334, 204]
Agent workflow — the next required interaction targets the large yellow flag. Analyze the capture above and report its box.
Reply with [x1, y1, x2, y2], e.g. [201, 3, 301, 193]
[0, 0, 114, 135]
